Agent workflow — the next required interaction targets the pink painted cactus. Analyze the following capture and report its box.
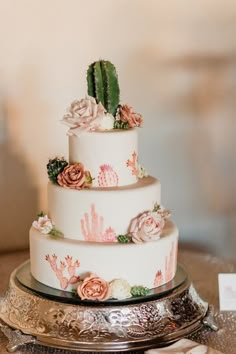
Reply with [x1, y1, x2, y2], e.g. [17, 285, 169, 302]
[126, 151, 138, 177]
[98, 164, 119, 187]
[154, 270, 163, 287]
[165, 241, 178, 283]
[102, 227, 117, 242]
[45, 254, 80, 290]
[80, 204, 117, 242]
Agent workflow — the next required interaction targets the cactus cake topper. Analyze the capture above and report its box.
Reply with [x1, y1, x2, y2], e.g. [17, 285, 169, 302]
[87, 60, 120, 116]
[62, 60, 143, 135]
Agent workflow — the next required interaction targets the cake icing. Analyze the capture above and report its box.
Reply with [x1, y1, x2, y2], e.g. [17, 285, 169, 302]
[48, 176, 160, 241]
[30, 219, 178, 292]
[69, 129, 138, 187]
[30, 60, 179, 301]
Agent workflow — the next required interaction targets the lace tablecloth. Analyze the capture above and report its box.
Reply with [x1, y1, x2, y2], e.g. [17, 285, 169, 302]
[0, 249, 235, 354]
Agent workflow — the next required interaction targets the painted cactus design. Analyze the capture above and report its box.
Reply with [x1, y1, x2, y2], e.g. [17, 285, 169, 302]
[45, 254, 80, 290]
[98, 164, 119, 187]
[126, 151, 138, 177]
[80, 204, 117, 242]
[165, 241, 178, 283]
[153, 241, 177, 287]
[154, 270, 163, 287]
[87, 60, 120, 116]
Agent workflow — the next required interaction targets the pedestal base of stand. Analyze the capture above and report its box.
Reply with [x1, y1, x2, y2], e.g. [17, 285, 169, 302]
[0, 261, 211, 352]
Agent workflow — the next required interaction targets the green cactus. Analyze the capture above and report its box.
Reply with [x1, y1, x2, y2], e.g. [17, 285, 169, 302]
[47, 157, 68, 184]
[117, 234, 132, 243]
[131, 286, 150, 297]
[87, 60, 120, 116]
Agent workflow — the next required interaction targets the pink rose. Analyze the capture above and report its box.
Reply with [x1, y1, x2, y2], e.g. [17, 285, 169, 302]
[117, 104, 143, 128]
[62, 96, 106, 135]
[32, 215, 53, 234]
[77, 273, 110, 301]
[57, 163, 92, 190]
[129, 211, 165, 243]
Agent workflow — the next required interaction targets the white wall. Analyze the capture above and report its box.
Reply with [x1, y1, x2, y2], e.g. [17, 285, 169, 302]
[0, 0, 235, 258]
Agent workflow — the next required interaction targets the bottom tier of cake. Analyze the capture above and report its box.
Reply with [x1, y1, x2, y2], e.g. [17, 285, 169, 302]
[30, 219, 178, 297]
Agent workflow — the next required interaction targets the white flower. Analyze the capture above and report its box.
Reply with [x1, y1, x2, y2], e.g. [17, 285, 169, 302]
[137, 164, 148, 178]
[32, 215, 53, 234]
[109, 279, 132, 300]
[99, 113, 115, 130]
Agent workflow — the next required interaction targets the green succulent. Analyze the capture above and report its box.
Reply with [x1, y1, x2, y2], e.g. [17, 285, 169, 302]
[49, 228, 64, 239]
[113, 120, 130, 130]
[131, 286, 150, 297]
[117, 234, 132, 243]
[47, 157, 68, 184]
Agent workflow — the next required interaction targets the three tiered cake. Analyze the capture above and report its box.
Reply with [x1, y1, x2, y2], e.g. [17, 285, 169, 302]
[30, 60, 179, 301]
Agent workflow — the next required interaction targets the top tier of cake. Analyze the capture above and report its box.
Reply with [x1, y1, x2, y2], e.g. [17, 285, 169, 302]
[69, 128, 138, 187]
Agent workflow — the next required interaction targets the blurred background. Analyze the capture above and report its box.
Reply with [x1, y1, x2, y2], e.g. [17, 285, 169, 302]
[0, 0, 235, 259]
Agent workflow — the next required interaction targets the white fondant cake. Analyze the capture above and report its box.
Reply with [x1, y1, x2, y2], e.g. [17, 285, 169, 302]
[30, 60, 179, 301]
[69, 129, 138, 187]
[30, 220, 178, 292]
[48, 175, 160, 241]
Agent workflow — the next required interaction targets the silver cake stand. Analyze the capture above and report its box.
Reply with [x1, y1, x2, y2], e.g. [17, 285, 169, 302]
[0, 260, 218, 353]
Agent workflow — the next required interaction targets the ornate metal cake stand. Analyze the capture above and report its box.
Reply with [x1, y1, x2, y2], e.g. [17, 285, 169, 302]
[0, 260, 217, 352]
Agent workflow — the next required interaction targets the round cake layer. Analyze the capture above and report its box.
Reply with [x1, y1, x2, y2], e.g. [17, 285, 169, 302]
[48, 176, 161, 241]
[30, 219, 178, 292]
[69, 129, 138, 187]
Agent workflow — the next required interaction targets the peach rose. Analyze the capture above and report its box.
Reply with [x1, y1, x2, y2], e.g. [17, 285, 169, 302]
[117, 104, 143, 128]
[62, 96, 106, 135]
[129, 211, 165, 243]
[77, 273, 110, 301]
[57, 163, 92, 190]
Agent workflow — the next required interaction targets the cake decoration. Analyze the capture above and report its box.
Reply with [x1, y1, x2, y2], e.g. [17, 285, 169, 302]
[116, 104, 143, 128]
[62, 96, 114, 136]
[137, 164, 148, 178]
[129, 204, 171, 244]
[32, 212, 63, 238]
[76, 274, 150, 301]
[62, 60, 143, 135]
[154, 270, 163, 287]
[47, 157, 68, 184]
[80, 204, 117, 242]
[109, 279, 132, 300]
[130, 285, 150, 297]
[165, 241, 177, 283]
[57, 162, 93, 190]
[77, 273, 110, 301]
[30, 60, 179, 302]
[117, 234, 132, 243]
[45, 254, 80, 290]
[97, 164, 119, 187]
[126, 151, 138, 176]
[87, 60, 120, 117]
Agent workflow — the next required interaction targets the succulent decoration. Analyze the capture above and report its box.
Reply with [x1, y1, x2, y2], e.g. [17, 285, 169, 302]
[117, 234, 132, 243]
[87, 60, 120, 117]
[62, 59, 143, 133]
[47, 158, 68, 184]
[47, 157, 93, 190]
[130, 286, 150, 297]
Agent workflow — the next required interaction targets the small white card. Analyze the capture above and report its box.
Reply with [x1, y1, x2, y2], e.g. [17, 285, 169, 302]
[218, 273, 236, 311]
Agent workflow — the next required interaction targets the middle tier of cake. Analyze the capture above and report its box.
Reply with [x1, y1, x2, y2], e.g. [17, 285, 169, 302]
[48, 176, 161, 241]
